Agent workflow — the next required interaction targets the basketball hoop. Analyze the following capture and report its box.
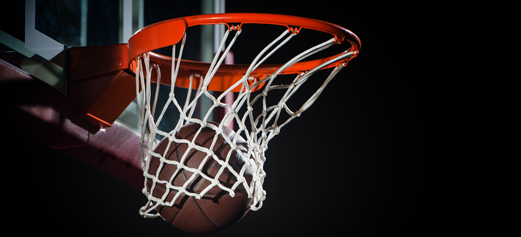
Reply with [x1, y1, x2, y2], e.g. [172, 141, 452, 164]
[128, 13, 360, 222]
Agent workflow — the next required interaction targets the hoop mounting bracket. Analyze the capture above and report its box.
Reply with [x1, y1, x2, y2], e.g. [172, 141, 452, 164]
[70, 44, 137, 126]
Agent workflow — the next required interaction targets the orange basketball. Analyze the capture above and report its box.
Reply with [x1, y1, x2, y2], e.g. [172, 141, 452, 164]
[146, 123, 253, 233]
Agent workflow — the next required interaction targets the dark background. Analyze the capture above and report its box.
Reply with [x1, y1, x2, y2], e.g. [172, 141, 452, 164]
[4, 1, 452, 236]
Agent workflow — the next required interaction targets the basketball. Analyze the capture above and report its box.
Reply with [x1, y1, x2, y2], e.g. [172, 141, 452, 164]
[146, 123, 253, 233]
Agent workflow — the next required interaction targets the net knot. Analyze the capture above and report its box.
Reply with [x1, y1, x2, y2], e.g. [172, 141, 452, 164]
[273, 126, 281, 135]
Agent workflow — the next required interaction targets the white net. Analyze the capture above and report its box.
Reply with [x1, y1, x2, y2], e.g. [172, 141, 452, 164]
[136, 27, 357, 218]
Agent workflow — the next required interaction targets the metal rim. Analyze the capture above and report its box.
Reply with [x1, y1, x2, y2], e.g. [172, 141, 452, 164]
[127, 13, 360, 84]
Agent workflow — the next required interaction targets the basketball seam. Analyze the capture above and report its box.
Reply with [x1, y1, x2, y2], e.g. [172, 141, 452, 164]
[182, 138, 221, 230]
[192, 196, 221, 230]
[160, 129, 240, 229]
[168, 141, 182, 225]
[168, 136, 219, 228]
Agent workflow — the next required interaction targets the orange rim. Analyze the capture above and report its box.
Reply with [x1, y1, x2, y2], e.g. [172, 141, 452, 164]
[127, 13, 361, 91]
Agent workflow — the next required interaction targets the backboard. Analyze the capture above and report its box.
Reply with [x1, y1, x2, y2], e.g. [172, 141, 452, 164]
[0, 0, 226, 188]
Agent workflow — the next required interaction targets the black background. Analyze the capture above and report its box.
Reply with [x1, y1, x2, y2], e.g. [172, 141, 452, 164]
[4, 1, 453, 236]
